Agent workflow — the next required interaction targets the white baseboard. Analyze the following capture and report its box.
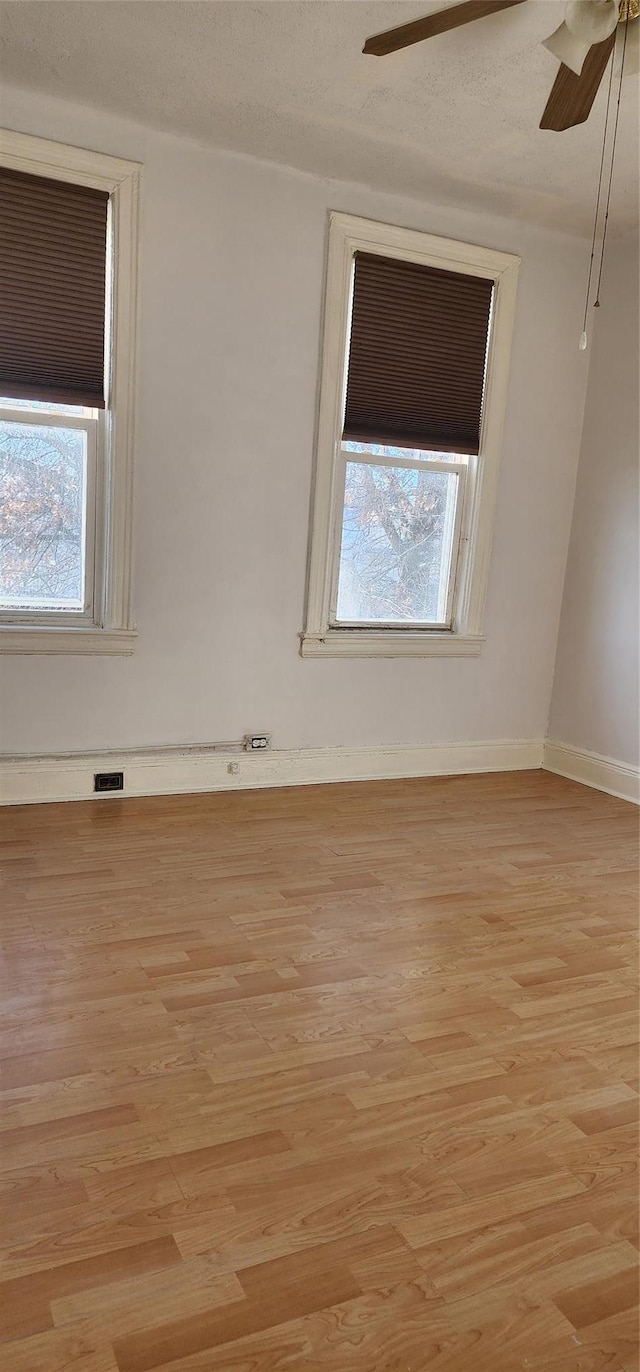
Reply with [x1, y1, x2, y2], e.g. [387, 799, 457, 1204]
[0, 738, 544, 807]
[543, 740, 640, 805]
[5, 738, 637, 809]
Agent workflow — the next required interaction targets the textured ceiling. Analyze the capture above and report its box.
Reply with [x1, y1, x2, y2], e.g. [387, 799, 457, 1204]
[0, 1, 638, 233]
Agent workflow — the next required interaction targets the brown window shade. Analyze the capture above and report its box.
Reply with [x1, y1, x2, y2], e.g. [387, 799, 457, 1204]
[0, 167, 109, 408]
[343, 252, 494, 455]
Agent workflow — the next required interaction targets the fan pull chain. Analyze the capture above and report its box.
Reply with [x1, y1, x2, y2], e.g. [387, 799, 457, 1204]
[593, 10, 630, 305]
[580, 9, 630, 349]
[579, 38, 617, 349]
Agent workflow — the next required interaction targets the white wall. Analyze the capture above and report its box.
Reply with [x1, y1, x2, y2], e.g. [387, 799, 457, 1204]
[0, 84, 591, 756]
[548, 233, 639, 768]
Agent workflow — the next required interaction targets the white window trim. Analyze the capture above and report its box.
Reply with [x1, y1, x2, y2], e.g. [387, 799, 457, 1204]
[0, 129, 141, 655]
[301, 212, 520, 659]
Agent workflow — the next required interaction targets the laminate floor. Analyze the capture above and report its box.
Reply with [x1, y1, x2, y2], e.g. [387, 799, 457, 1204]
[0, 770, 638, 1371]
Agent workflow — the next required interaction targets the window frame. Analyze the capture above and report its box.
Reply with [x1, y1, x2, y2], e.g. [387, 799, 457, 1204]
[301, 213, 520, 659]
[0, 130, 141, 655]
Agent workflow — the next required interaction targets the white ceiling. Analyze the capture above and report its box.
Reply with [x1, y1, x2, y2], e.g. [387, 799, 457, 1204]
[0, 1, 638, 234]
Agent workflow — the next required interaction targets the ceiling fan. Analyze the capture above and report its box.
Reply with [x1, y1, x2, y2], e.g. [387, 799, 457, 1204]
[362, 0, 639, 131]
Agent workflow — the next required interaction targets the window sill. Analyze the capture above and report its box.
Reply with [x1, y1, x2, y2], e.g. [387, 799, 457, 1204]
[0, 626, 137, 655]
[299, 630, 484, 658]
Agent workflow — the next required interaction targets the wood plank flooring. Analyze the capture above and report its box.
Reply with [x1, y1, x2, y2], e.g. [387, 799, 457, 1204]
[0, 769, 638, 1371]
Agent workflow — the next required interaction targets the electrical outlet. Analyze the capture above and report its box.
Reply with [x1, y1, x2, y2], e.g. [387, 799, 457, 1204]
[243, 734, 271, 751]
[94, 771, 124, 793]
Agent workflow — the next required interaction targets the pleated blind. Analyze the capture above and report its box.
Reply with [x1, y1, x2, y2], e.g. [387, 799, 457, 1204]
[0, 167, 109, 408]
[343, 252, 494, 455]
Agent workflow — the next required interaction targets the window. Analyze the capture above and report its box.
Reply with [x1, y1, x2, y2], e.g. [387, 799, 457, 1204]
[0, 131, 140, 654]
[336, 442, 465, 628]
[302, 214, 520, 657]
[0, 398, 97, 615]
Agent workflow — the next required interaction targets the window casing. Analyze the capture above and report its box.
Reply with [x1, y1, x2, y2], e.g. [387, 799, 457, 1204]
[0, 131, 140, 655]
[301, 214, 520, 658]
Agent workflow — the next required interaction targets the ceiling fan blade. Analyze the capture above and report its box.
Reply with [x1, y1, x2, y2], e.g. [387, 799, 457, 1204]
[540, 30, 616, 130]
[363, 0, 527, 57]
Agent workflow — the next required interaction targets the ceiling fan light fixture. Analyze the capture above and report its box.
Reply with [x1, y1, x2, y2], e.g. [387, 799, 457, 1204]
[542, 0, 620, 75]
[542, 21, 592, 73]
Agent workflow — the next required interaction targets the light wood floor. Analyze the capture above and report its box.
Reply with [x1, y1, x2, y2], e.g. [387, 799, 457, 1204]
[0, 770, 638, 1372]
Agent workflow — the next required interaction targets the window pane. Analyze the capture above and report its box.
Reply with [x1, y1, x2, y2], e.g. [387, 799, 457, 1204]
[0, 396, 88, 416]
[344, 441, 460, 464]
[0, 420, 87, 611]
[335, 461, 460, 626]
